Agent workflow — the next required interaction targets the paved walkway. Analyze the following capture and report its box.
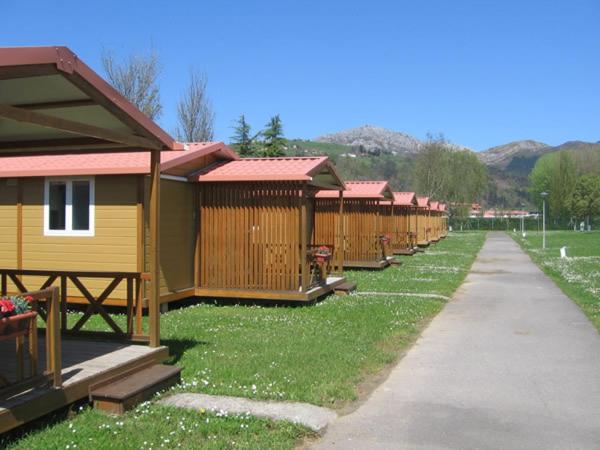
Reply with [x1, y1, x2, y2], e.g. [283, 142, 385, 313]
[313, 232, 600, 449]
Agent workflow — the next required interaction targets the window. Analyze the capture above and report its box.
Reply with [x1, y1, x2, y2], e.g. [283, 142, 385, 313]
[44, 177, 95, 236]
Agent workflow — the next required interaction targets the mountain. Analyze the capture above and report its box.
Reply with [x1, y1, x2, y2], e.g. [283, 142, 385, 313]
[298, 125, 599, 208]
[315, 125, 423, 155]
[480, 140, 600, 208]
[477, 140, 549, 168]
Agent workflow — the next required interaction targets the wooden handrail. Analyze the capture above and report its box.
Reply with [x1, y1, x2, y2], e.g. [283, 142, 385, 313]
[26, 287, 61, 388]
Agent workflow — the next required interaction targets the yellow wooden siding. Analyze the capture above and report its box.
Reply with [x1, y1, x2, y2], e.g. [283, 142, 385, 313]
[144, 179, 196, 295]
[20, 176, 138, 298]
[0, 180, 17, 269]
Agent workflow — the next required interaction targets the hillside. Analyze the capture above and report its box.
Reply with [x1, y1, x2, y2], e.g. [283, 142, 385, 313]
[315, 125, 423, 155]
[479, 140, 600, 207]
[286, 126, 599, 209]
[477, 140, 549, 168]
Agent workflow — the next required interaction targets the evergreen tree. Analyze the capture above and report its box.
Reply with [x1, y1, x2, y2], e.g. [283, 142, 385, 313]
[230, 114, 253, 156]
[261, 114, 285, 157]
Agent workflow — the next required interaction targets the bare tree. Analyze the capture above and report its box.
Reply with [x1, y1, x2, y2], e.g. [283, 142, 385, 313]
[101, 49, 162, 120]
[176, 71, 215, 142]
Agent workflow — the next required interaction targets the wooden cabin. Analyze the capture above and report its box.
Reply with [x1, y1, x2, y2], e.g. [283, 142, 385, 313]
[439, 203, 448, 237]
[316, 181, 395, 270]
[429, 201, 441, 242]
[0, 46, 180, 433]
[193, 156, 347, 301]
[0, 143, 238, 307]
[415, 196, 431, 247]
[382, 192, 418, 255]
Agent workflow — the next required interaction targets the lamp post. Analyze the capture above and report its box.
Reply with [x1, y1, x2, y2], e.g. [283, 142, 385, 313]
[520, 202, 526, 237]
[541, 192, 548, 249]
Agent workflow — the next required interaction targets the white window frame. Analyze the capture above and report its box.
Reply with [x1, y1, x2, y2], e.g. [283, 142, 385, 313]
[44, 176, 95, 237]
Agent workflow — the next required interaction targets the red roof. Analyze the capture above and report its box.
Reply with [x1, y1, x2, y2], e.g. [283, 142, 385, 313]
[316, 181, 393, 199]
[416, 196, 430, 208]
[429, 201, 439, 211]
[0, 142, 237, 178]
[382, 191, 417, 206]
[192, 157, 343, 187]
[439, 203, 447, 212]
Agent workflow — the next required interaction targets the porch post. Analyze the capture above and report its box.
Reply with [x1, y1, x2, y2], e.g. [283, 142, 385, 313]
[300, 185, 308, 292]
[149, 149, 161, 347]
[336, 189, 344, 274]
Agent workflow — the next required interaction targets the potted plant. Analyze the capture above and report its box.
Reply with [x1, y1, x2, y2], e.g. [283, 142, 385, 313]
[380, 234, 391, 244]
[0, 294, 36, 338]
[314, 246, 332, 264]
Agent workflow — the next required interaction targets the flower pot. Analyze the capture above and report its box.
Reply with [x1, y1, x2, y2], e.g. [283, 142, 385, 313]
[0, 311, 37, 340]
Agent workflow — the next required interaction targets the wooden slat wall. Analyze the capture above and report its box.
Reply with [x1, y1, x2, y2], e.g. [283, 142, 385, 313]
[416, 208, 428, 244]
[341, 199, 383, 263]
[379, 202, 394, 256]
[389, 205, 411, 251]
[313, 198, 343, 273]
[409, 207, 416, 244]
[198, 182, 304, 292]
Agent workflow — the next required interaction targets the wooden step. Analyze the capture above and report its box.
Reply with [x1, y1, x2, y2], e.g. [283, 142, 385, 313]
[90, 364, 181, 415]
[334, 282, 358, 296]
[394, 248, 415, 256]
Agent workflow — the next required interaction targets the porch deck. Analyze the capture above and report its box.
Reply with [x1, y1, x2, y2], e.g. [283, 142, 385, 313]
[0, 337, 168, 434]
[344, 257, 392, 270]
[195, 276, 347, 302]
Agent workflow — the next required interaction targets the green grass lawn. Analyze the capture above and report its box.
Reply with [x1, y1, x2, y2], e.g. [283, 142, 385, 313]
[4, 232, 485, 450]
[512, 230, 600, 331]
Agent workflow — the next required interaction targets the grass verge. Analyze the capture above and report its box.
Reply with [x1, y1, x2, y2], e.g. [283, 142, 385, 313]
[512, 230, 600, 332]
[4, 232, 485, 450]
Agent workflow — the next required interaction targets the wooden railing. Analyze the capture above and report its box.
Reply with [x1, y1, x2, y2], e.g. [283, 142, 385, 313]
[0, 287, 61, 397]
[30, 287, 62, 388]
[0, 269, 149, 342]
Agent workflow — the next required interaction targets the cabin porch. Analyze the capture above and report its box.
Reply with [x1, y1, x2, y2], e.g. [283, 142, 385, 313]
[0, 336, 168, 434]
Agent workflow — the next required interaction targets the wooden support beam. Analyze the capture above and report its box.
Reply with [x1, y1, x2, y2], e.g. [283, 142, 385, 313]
[336, 190, 344, 274]
[148, 150, 161, 347]
[0, 104, 161, 150]
[0, 137, 113, 151]
[300, 186, 308, 292]
[193, 185, 201, 289]
[13, 98, 97, 110]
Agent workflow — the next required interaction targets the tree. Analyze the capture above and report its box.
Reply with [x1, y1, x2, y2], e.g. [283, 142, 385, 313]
[412, 136, 451, 199]
[260, 115, 285, 157]
[102, 49, 162, 119]
[568, 174, 600, 227]
[529, 150, 577, 221]
[230, 115, 253, 156]
[176, 71, 215, 142]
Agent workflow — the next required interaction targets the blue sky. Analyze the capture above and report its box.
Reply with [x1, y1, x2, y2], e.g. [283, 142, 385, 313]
[3, 0, 599, 150]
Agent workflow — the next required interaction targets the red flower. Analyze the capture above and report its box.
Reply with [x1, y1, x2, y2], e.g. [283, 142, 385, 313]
[25, 296, 33, 302]
[0, 299, 15, 314]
